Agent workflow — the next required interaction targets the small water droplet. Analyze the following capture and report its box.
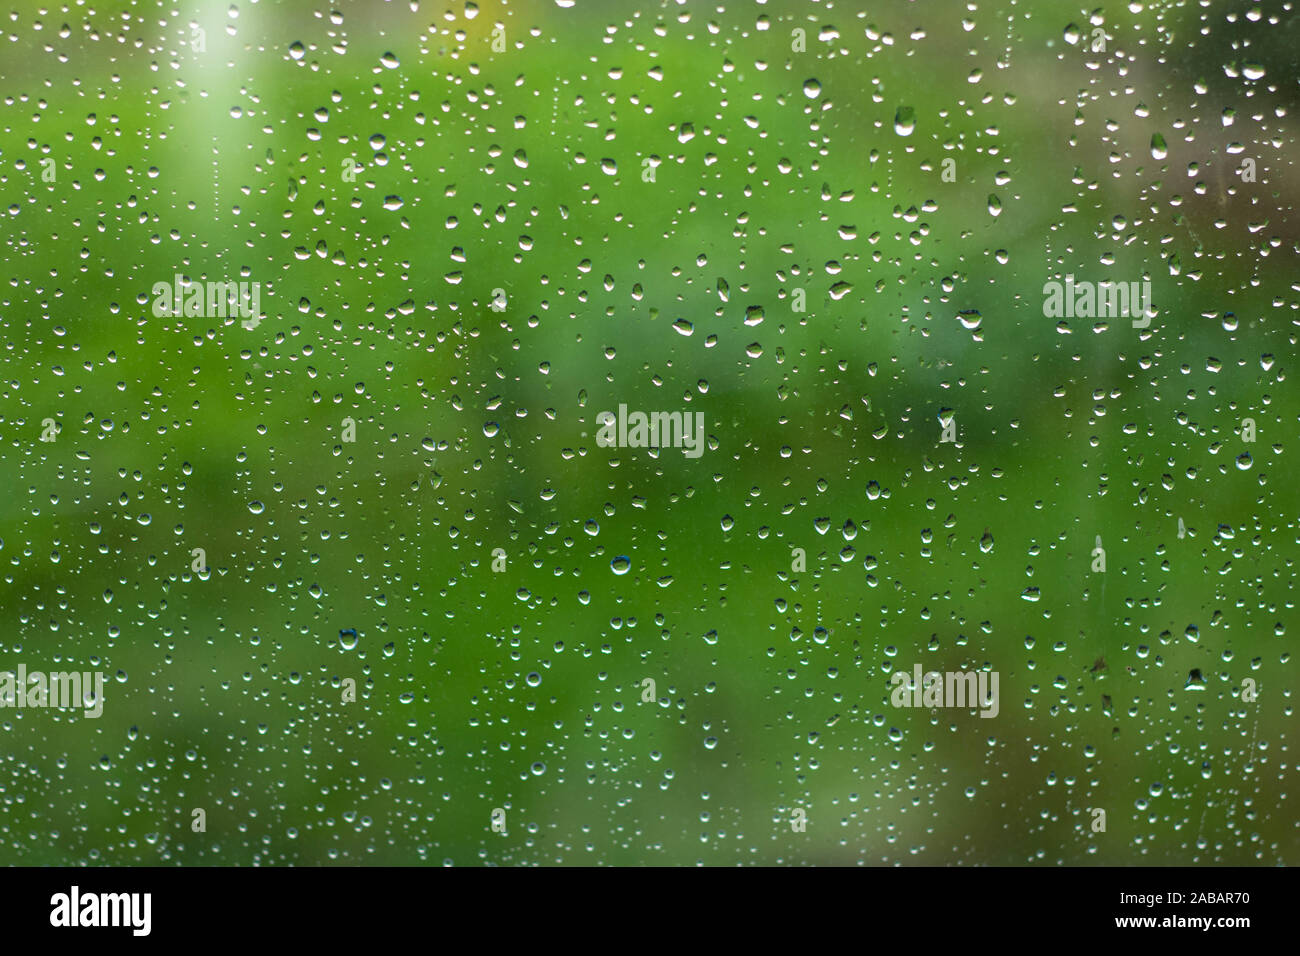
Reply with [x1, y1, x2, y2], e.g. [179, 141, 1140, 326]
[894, 106, 916, 136]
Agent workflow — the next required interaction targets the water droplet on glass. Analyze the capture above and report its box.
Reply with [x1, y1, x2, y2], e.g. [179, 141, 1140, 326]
[894, 106, 916, 136]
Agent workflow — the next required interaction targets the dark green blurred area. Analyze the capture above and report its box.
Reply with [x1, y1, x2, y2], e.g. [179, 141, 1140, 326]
[0, 0, 1296, 865]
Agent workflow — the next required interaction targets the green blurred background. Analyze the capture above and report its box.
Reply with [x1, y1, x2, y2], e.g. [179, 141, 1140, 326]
[1, 0, 1296, 864]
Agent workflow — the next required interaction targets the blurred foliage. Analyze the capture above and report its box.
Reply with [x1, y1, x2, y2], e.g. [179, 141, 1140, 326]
[0, 0, 1296, 864]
